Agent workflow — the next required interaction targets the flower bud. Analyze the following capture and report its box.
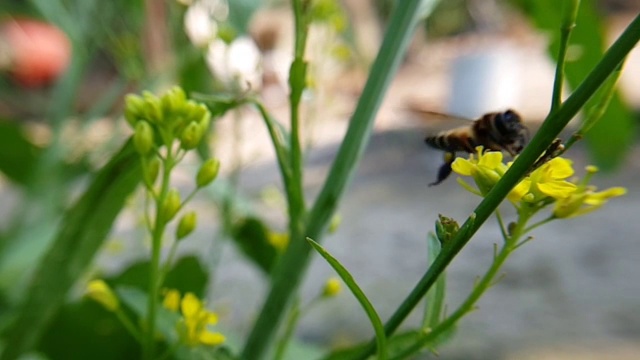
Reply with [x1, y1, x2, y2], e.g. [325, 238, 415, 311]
[143, 91, 163, 124]
[180, 121, 203, 150]
[435, 214, 459, 245]
[187, 102, 208, 123]
[322, 277, 342, 297]
[161, 87, 186, 117]
[161, 188, 181, 221]
[162, 289, 181, 312]
[328, 214, 341, 234]
[134, 121, 154, 155]
[143, 156, 161, 188]
[124, 94, 145, 126]
[176, 211, 197, 240]
[85, 279, 119, 311]
[196, 159, 220, 188]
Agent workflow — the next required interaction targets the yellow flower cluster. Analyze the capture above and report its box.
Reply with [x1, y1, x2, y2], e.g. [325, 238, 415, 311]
[451, 147, 626, 219]
[163, 290, 226, 347]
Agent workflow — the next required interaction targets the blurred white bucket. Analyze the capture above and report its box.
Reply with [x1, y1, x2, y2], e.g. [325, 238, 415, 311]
[448, 47, 520, 117]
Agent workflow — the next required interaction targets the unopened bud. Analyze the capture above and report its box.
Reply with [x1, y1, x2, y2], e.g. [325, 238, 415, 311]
[328, 214, 341, 234]
[143, 92, 163, 124]
[143, 156, 161, 188]
[161, 189, 181, 221]
[322, 277, 342, 297]
[196, 159, 220, 188]
[161, 87, 186, 116]
[176, 211, 197, 240]
[86, 279, 119, 311]
[435, 214, 459, 245]
[134, 121, 154, 155]
[124, 94, 145, 126]
[180, 121, 202, 150]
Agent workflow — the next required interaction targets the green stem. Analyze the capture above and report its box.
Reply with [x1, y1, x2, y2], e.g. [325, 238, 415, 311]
[273, 299, 302, 360]
[115, 308, 143, 343]
[551, 0, 581, 111]
[354, 12, 640, 360]
[144, 154, 173, 360]
[241, 2, 428, 358]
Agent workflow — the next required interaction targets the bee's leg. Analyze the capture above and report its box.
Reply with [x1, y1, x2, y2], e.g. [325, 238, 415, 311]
[429, 152, 455, 186]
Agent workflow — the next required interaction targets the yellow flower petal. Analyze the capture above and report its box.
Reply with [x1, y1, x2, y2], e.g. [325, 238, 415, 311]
[181, 293, 202, 318]
[546, 157, 574, 179]
[199, 331, 226, 346]
[478, 151, 503, 169]
[451, 158, 474, 176]
[537, 181, 577, 199]
[508, 179, 531, 202]
[206, 312, 219, 325]
[163, 289, 181, 312]
[584, 187, 627, 205]
[86, 280, 119, 311]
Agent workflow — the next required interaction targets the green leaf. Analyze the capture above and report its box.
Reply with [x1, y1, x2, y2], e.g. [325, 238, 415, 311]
[0, 140, 141, 360]
[0, 121, 41, 185]
[307, 238, 387, 360]
[108, 256, 209, 298]
[231, 217, 279, 274]
[423, 233, 446, 330]
[39, 301, 139, 360]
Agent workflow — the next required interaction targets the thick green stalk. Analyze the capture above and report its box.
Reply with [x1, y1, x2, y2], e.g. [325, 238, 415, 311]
[551, 0, 581, 111]
[354, 12, 640, 359]
[241, 1, 429, 358]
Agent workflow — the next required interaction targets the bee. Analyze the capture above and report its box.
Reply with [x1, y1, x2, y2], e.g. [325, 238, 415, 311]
[423, 109, 529, 186]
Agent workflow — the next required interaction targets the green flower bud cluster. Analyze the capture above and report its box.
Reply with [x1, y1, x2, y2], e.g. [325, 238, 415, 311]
[125, 86, 212, 153]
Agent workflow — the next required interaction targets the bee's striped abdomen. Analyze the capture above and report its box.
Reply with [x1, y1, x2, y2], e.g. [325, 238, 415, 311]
[425, 128, 476, 153]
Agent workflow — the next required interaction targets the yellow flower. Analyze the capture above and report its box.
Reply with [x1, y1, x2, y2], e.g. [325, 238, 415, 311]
[322, 277, 342, 297]
[552, 166, 627, 219]
[163, 289, 181, 312]
[85, 279, 119, 311]
[174, 292, 225, 347]
[267, 231, 289, 252]
[452, 147, 507, 195]
[509, 157, 577, 204]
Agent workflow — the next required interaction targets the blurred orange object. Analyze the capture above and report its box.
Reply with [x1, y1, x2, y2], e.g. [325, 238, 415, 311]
[0, 18, 72, 87]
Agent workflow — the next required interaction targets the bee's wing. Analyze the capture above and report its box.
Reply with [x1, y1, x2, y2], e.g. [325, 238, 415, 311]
[410, 110, 475, 124]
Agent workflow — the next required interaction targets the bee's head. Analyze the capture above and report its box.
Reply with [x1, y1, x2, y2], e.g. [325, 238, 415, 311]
[496, 109, 523, 135]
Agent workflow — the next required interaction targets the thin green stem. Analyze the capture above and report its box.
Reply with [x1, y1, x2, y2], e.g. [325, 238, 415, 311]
[494, 209, 508, 241]
[115, 308, 143, 343]
[144, 154, 173, 360]
[353, 12, 640, 359]
[524, 216, 555, 234]
[551, 0, 581, 111]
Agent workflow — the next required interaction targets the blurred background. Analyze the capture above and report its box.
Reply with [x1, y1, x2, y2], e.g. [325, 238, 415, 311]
[1, 0, 639, 359]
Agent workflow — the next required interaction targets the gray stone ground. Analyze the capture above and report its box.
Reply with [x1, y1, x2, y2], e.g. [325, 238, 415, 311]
[195, 128, 640, 359]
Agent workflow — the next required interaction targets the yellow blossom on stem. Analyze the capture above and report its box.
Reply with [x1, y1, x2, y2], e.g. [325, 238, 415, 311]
[163, 289, 181, 312]
[170, 292, 226, 347]
[451, 147, 508, 195]
[521, 157, 577, 202]
[267, 231, 290, 252]
[85, 279, 119, 311]
[552, 165, 627, 218]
